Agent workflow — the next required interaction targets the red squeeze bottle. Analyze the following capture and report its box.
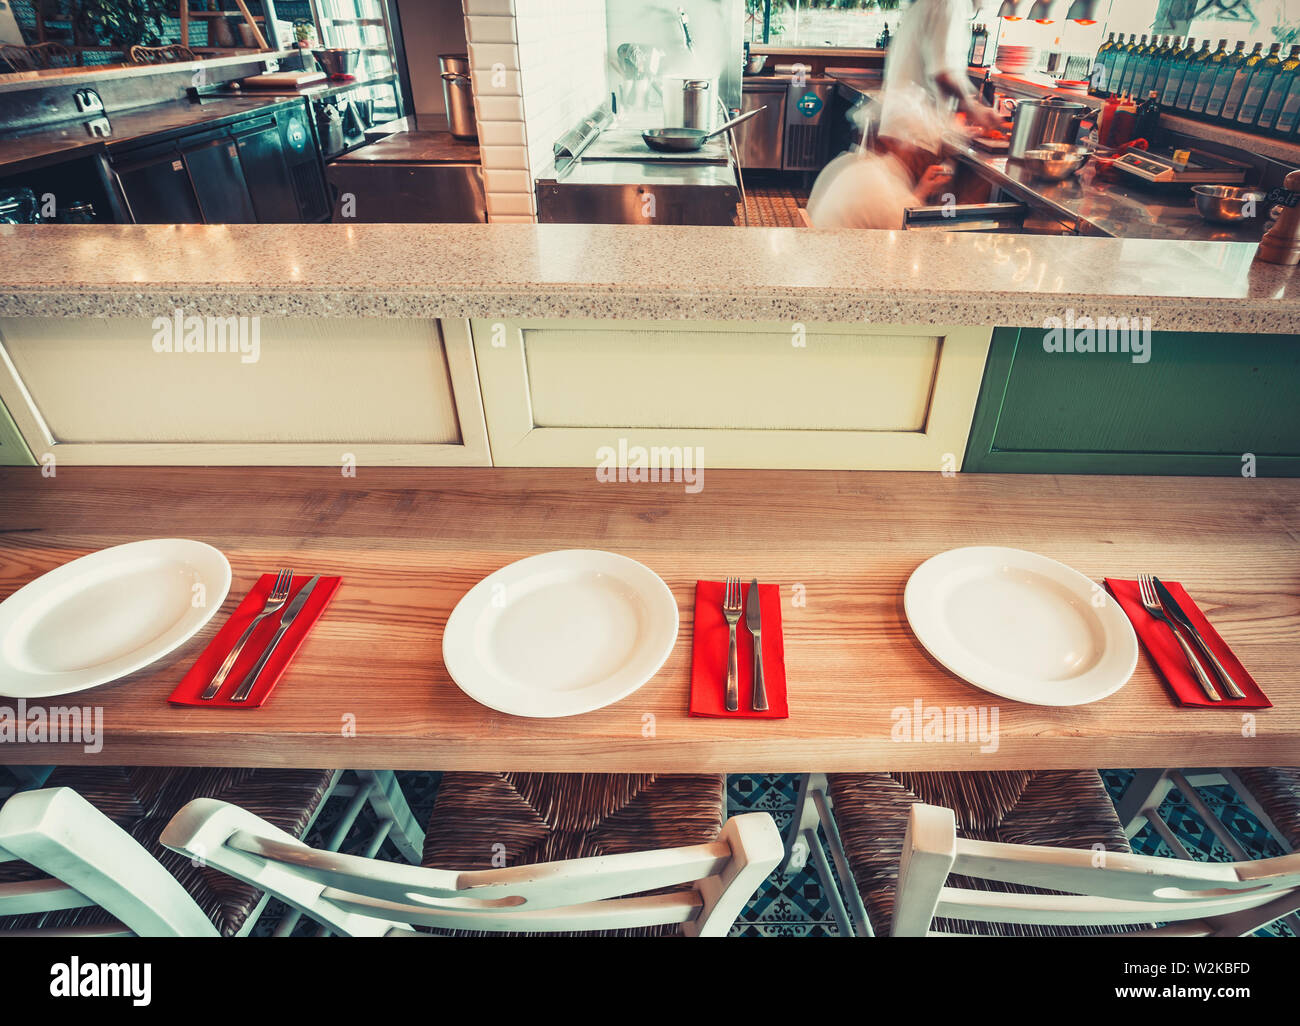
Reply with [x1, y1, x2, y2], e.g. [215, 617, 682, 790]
[1100, 92, 1122, 146]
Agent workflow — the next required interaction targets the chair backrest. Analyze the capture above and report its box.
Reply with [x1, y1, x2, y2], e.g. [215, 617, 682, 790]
[0, 42, 75, 71]
[894, 803, 1300, 937]
[0, 787, 218, 937]
[128, 44, 196, 65]
[162, 798, 782, 937]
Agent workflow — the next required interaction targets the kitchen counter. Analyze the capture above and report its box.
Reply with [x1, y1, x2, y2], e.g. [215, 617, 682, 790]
[332, 129, 480, 165]
[0, 222, 1296, 332]
[947, 136, 1263, 243]
[0, 93, 308, 176]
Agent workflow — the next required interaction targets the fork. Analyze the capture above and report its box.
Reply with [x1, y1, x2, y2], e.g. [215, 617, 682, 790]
[722, 577, 742, 713]
[200, 569, 293, 700]
[1137, 573, 1221, 702]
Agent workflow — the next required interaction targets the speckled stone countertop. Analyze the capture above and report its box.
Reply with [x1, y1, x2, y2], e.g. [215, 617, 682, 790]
[1, 223, 1298, 333]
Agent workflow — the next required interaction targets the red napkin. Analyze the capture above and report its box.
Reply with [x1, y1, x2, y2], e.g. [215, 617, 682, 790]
[690, 580, 789, 719]
[168, 573, 341, 708]
[1105, 579, 1271, 709]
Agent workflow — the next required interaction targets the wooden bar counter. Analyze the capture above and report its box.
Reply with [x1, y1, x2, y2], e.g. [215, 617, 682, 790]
[0, 466, 1296, 771]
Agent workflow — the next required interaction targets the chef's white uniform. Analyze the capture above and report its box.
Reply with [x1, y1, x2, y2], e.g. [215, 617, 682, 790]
[877, 0, 977, 154]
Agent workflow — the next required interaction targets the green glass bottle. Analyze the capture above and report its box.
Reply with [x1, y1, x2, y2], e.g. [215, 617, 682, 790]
[1091, 31, 1117, 97]
[1160, 37, 1197, 106]
[1219, 41, 1263, 122]
[1237, 42, 1283, 126]
[1189, 39, 1230, 115]
[1099, 31, 1123, 95]
[1111, 33, 1139, 96]
[1203, 40, 1246, 119]
[1174, 39, 1213, 112]
[1135, 36, 1168, 98]
[1271, 46, 1300, 136]
[1151, 36, 1183, 101]
[1119, 34, 1151, 96]
[1256, 44, 1300, 131]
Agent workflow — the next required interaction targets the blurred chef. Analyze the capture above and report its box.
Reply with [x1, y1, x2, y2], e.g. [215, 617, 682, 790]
[808, 0, 1000, 230]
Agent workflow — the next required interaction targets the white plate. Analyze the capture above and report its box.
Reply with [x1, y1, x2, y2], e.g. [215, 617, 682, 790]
[904, 546, 1137, 707]
[442, 550, 678, 718]
[0, 539, 231, 698]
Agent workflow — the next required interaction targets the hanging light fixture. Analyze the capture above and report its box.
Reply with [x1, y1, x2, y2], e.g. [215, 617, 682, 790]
[997, 0, 1023, 18]
[1065, 0, 1102, 21]
[1027, 0, 1058, 21]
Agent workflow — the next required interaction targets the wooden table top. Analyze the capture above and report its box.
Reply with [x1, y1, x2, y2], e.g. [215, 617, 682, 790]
[1, 467, 1296, 772]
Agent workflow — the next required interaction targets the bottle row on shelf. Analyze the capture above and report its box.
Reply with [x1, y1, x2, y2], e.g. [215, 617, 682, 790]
[1090, 32, 1300, 140]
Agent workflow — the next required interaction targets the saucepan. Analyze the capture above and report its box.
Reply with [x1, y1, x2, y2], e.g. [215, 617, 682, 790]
[642, 106, 765, 153]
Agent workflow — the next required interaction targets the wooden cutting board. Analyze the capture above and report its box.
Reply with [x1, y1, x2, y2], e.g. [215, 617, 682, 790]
[241, 71, 327, 89]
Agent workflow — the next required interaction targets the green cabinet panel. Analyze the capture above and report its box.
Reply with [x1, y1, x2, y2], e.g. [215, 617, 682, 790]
[0, 397, 34, 466]
[964, 327, 1300, 476]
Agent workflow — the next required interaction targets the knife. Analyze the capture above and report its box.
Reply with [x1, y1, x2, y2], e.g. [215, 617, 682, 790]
[745, 578, 769, 712]
[229, 575, 320, 703]
[1153, 578, 1247, 700]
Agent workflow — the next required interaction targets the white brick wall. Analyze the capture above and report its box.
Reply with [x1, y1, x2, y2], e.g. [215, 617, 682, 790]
[464, 0, 609, 222]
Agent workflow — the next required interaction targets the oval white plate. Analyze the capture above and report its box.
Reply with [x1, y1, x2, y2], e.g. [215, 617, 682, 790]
[0, 539, 232, 698]
[442, 550, 678, 718]
[904, 546, 1137, 707]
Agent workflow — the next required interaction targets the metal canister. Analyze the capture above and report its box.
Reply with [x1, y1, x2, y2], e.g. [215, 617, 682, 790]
[681, 78, 713, 131]
[439, 53, 478, 140]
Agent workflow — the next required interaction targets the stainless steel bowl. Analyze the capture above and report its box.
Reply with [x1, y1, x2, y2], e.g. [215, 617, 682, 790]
[1192, 185, 1267, 224]
[1019, 144, 1091, 182]
[312, 48, 361, 78]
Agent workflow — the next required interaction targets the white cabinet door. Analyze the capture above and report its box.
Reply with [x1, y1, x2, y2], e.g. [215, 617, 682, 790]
[470, 319, 993, 470]
[0, 316, 489, 466]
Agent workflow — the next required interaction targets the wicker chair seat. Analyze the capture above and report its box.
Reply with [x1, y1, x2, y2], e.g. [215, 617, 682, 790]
[420, 772, 726, 937]
[1232, 767, 1300, 850]
[0, 766, 335, 936]
[828, 770, 1136, 937]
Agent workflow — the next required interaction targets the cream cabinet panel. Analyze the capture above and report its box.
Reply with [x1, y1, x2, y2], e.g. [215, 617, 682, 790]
[471, 319, 993, 470]
[0, 316, 489, 466]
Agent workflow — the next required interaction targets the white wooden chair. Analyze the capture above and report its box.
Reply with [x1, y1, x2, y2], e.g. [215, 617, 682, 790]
[893, 802, 1300, 937]
[0, 787, 218, 937]
[161, 798, 783, 937]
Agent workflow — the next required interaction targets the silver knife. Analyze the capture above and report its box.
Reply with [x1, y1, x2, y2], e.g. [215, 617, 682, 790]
[230, 575, 320, 703]
[1153, 578, 1247, 700]
[745, 578, 769, 712]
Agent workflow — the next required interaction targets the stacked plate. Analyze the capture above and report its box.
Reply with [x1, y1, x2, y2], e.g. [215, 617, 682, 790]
[995, 44, 1040, 74]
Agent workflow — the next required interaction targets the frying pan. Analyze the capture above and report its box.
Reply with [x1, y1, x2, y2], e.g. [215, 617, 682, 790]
[642, 106, 766, 153]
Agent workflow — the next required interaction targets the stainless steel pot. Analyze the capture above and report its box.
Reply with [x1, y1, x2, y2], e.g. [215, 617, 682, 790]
[1007, 99, 1089, 159]
[439, 53, 478, 140]
[662, 76, 715, 131]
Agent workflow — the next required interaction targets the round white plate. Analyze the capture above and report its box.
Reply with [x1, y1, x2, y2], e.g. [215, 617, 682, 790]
[904, 546, 1137, 707]
[0, 539, 231, 698]
[442, 549, 678, 718]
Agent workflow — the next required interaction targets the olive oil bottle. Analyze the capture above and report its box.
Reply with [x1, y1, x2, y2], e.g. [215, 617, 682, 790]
[1256, 44, 1300, 131]
[1160, 37, 1197, 107]
[1118, 35, 1150, 96]
[1135, 36, 1168, 98]
[1219, 41, 1263, 122]
[1271, 46, 1300, 136]
[1189, 39, 1230, 116]
[1203, 40, 1246, 119]
[1090, 31, 1117, 96]
[1238, 42, 1283, 126]
[1174, 39, 1213, 112]
[1110, 34, 1139, 97]
[1150, 36, 1183, 100]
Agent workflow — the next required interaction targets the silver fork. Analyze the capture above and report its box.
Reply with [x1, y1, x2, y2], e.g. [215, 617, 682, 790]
[1138, 573, 1221, 702]
[722, 577, 742, 713]
[200, 569, 293, 700]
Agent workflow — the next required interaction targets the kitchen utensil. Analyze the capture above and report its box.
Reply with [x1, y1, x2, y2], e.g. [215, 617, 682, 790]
[1153, 577, 1247, 699]
[230, 574, 320, 702]
[1020, 143, 1091, 181]
[312, 48, 360, 79]
[1137, 573, 1221, 702]
[1007, 98, 1089, 158]
[241, 71, 327, 89]
[662, 75, 717, 131]
[439, 53, 477, 140]
[747, 54, 767, 74]
[904, 547, 1139, 707]
[442, 550, 678, 718]
[745, 578, 768, 712]
[1192, 185, 1267, 224]
[0, 540, 231, 698]
[200, 568, 292, 700]
[641, 106, 765, 153]
[722, 577, 742, 713]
